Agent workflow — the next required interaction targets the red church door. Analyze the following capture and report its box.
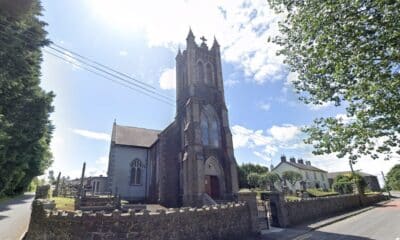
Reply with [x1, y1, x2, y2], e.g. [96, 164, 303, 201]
[205, 175, 220, 199]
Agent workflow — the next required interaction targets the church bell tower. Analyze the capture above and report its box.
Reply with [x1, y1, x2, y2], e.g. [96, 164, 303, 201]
[175, 29, 239, 206]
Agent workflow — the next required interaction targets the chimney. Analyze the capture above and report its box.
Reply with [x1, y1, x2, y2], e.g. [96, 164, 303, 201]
[290, 157, 296, 163]
[298, 158, 304, 164]
[281, 155, 287, 162]
[305, 161, 311, 166]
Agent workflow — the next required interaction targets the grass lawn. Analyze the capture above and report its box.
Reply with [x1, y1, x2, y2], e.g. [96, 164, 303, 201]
[51, 197, 75, 211]
[307, 188, 339, 197]
[285, 195, 301, 201]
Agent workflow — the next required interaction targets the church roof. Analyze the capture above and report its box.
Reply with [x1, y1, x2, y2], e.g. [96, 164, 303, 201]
[112, 124, 160, 148]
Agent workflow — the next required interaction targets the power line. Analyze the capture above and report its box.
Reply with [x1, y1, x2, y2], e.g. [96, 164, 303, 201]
[0, 21, 175, 104]
[46, 45, 174, 102]
[43, 49, 174, 106]
[51, 43, 156, 90]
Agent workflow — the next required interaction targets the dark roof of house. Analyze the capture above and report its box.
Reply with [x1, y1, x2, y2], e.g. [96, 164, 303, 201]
[111, 123, 160, 148]
[273, 161, 327, 173]
[327, 171, 376, 179]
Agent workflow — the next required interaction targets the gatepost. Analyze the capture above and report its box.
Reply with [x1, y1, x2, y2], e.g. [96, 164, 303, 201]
[238, 189, 258, 234]
[269, 192, 289, 227]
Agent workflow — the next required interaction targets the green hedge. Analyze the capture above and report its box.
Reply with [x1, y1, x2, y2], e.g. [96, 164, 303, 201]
[307, 188, 339, 197]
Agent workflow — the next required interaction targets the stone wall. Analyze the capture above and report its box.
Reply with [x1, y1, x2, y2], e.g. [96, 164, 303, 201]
[35, 185, 50, 199]
[282, 194, 387, 226]
[26, 200, 253, 240]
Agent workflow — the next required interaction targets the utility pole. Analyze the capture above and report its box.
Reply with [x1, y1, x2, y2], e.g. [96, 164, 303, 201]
[78, 162, 86, 198]
[381, 171, 391, 198]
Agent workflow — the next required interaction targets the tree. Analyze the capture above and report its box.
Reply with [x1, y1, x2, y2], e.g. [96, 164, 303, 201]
[238, 163, 269, 188]
[268, 0, 400, 162]
[386, 164, 400, 191]
[247, 173, 262, 188]
[259, 172, 281, 190]
[282, 170, 303, 186]
[0, 0, 54, 197]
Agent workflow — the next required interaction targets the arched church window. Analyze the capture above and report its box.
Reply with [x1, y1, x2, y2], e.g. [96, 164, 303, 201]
[200, 105, 220, 147]
[209, 118, 219, 147]
[197, 61, 205, 83]
[201, 112, 209, 145]
[206, 63, 214, 86]
[130, 159, 143, 185]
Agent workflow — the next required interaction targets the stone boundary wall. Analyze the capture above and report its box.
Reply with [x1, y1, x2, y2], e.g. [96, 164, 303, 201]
[285, 194, 387, 226]
[25, 200, 253, 240]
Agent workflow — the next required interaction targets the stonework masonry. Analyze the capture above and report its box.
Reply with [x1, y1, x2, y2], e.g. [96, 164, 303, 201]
[25, 200, 253, 240]
[270, 193, 387, 227]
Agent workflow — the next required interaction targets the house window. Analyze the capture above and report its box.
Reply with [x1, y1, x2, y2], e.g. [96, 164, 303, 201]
[321, 173, 325, 181]
[313, 172, 317, 180]
[130, 159, 143, 185]
[305, 171, 309, 180]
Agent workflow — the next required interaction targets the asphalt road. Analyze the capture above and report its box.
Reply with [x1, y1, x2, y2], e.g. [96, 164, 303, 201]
[0, 193, 35, 240]
[294, 197, 400, 240]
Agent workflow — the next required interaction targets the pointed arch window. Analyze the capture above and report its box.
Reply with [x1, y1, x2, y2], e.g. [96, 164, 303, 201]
[206, 63, 214, 86]
[197, 61, 205, 83]
[200, 105, 220, 147]
[130, 159, 143, 185]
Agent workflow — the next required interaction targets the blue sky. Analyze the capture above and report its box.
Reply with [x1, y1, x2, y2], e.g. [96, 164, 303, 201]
[39, 0, 398, 184]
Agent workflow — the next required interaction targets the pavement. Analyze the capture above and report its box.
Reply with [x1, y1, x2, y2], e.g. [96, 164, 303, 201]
[0, 193, 35, 240]
[259, 192, 400, 240]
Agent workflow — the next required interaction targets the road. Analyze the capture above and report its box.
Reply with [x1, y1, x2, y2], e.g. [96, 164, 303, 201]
[294, 196, 400, 240]
[0, 193, 35, 240]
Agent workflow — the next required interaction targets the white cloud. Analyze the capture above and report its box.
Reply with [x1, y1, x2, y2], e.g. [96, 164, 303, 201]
[72, 129, 110, 141]
[232, 124, 301, 163]
[86, 0, 287, 84]
[119, 50, 128, 56]
[308, 102, 333, 111]
[224, 79, 240, 87]
[268, 124, 300, 142]
[159, 67, 176, 90]
[259, 102, 271, 111]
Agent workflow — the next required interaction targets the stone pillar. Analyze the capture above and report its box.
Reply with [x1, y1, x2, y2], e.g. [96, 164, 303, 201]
[238, 190, 258, 234]
[269, 192, 289, 227]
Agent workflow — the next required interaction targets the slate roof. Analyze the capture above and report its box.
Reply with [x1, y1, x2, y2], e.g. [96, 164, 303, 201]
[273, 161, 327, 173]
[327, 171, 375, 179]
[111, 123, 160, 148]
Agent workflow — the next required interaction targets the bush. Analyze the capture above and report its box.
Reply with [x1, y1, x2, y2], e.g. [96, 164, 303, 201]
[333, 181, 353, 194]
[307, 188, 338, 197]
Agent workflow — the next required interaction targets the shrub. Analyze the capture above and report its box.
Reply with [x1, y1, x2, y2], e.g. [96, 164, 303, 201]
[307, 188, 338, 197]
[333, 181, 353, 194]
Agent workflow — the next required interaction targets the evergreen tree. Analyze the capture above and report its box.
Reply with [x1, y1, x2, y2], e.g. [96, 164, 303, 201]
[0, 0, 54, 196]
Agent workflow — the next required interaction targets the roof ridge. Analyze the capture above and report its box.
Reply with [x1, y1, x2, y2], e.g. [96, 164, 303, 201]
[115, 123, 161, 133]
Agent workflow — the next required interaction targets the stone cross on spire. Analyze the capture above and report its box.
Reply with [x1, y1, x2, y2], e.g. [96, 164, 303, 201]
[200, 36, 207, 43]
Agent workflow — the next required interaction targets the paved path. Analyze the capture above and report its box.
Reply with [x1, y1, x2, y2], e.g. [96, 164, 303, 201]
[293, 198, 400, 240]
[0, 193, 35, 240]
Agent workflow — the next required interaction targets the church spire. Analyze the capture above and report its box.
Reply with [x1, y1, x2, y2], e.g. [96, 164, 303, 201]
[186, 28, 195, 41]
[212, 36, 220, 50]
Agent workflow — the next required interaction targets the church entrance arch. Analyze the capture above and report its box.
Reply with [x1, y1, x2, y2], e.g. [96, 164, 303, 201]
[204, 156, 225, 199]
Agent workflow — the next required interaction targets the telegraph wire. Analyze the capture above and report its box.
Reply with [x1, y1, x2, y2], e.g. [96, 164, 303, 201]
[0, 22, 175, 103]
[46, 45, 174, 102]
[43, 49, 174, 106]
[51, 42, 156, 90]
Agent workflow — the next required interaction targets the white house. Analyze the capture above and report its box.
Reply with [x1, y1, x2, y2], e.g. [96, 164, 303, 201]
[272, 156, 329, 191]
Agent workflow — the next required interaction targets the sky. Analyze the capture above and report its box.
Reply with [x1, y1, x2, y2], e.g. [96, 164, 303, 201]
[39, 0, 398, 185]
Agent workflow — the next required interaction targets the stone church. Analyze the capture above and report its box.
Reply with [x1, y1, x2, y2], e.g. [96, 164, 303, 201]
[107, 30, 239, 207]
